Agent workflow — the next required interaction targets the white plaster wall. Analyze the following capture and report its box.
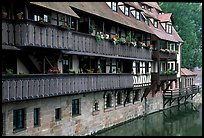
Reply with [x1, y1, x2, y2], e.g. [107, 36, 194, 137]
[106, 2, 111, 8]
[177, 43, 181, 78]
[58, 54, 63, 74]
[119, 5, 124, 13]
[131, 10, 135, 17]
[72, 55, 79, 73]
[17, 58, 29, 74]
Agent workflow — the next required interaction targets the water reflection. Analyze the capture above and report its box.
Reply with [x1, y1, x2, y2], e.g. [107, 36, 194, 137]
[95, 103, 202, 136]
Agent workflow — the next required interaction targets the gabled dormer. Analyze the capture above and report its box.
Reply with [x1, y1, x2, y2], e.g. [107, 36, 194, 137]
[106, 2, 118, 12]
[158, 13, 173, 34]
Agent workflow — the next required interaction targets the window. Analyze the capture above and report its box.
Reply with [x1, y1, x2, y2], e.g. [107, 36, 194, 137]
[126, 91, 131, 103]
[154, 20, 158, 28]
[145, 62, 149, 73]
[111, 2, 117, 12]
[148, 7, 151, 11]
[55, 108, 61, 121]
[62, 56, 72, 73]
[93, 101, 99, 112]
[142, 5, 145, 9]
[136, 11, 140, 20]
[34, 108, 40, 127]
[116, 91, 122, 105]
[72, 99, 81, 116]
[34, 15, 40, 21]
[124, 6, 129, 16]
[133, 90, 140, 103]
[166, 24, 172, 34]
[13, 108, 25, 131]
[135, 62, 140, 73]
[44, 15, 48, 22]
[106, 93, 113, 108]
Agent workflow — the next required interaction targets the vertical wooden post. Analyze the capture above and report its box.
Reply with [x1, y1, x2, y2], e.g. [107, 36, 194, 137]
[24, 3, 28, 20]
[43, 56, 45, 74]
[76, 19, 79, 31]
[102, 21, 104, 32]
[57, 13, 59, 26]
[88, 16, 91, 34]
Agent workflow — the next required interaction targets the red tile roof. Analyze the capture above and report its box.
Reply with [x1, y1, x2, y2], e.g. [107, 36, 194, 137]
[181, 68, 197, 76]
[158, 13, 172, 22]
[141, 2, 162, 11]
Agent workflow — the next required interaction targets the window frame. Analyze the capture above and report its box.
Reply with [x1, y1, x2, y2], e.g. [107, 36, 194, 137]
[136, 11, 140, 20]
[111, 2, 117, 12]
[154, 20, 158, 28]
[55, 108, 61, 121]
[34, 108, 40, 127]
[13, 108, 26, 132]
[124, 6, 130, 16]
[72, 99, 81, 116]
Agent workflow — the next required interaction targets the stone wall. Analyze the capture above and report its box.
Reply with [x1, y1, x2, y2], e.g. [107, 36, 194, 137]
[2, 88, 164, 136]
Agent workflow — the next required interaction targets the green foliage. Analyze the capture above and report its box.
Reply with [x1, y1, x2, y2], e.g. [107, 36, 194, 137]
[159, 2, 202, 70]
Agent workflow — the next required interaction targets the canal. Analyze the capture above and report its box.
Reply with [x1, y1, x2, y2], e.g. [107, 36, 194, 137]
[94, 103, 202, 136]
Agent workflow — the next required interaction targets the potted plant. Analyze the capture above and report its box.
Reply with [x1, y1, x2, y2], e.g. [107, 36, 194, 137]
[89, 25, 96, 35]
[48, 67, 61, 74]
[5, 69, 13, 75]
[2, 7, 7, 18]
[59, 21, 69, 30]
[17, 12, 23, 20]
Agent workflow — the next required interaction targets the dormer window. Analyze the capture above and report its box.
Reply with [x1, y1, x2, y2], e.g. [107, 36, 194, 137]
[111, 2, 117, 12]
[154, 20, 158, 28]
[124, 6, 129, 16]
[136, 11, 140, 20]
[147, 7, 151, 11]
[166, 23, 172, 34]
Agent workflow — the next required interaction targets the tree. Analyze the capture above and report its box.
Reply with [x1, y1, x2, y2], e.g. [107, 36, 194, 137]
[159, 2, 202, 70]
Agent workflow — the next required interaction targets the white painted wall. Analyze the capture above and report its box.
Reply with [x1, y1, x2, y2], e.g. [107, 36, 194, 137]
[72, 55, 79, 73]
[131, 10, 135, 17]
[57, 53, 63, 74]
[119, 5, 124, 13]
[106, 2, 111, 8]
[177, 43, 181, 78]
[161, 22, 165, 29]
[17, 58, 29, 74]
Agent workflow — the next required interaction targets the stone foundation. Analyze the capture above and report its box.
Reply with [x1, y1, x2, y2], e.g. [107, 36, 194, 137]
[2, 89, 164, 136]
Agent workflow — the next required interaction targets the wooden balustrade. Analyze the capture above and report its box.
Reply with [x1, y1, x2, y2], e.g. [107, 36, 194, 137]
[2, 19, 152, 60]
[2, 73, 133, 103]
[133, 74, 151, 87]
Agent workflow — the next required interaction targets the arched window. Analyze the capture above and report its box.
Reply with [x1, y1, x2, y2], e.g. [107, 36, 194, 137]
[116, 91, 122, 106]
[106, 93, 112, 108]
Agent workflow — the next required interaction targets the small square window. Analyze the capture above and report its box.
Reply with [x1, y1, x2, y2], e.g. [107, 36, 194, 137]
[55, 108, 61, 121]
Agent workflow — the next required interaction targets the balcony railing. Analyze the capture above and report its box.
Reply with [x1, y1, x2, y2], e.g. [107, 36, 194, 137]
[133, 74, 151, 88]
[2, 19, 152, 60]
[2, 73, 133, 103]
[151, 72, 177, 81]
[152, 50, 177, 60]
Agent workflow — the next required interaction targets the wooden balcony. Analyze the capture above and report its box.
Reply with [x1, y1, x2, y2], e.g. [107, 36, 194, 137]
[152, 50, 177, 60]
[151, 72, 177, 82]
[2, 73, 133, 103]
[133, 74, 151, 88]
[2, 19, 152, 60]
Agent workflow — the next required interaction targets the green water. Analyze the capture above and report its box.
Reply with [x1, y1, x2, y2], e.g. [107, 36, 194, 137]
[95, 103, 202, 136]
